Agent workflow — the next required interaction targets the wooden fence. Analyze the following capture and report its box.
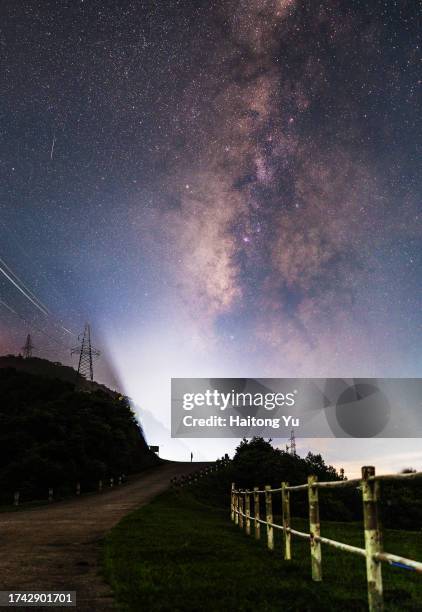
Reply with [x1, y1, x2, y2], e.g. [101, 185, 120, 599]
[231, 466, 422, 612]
[11, 473, 127, 507]
[171, 457, 230, 488]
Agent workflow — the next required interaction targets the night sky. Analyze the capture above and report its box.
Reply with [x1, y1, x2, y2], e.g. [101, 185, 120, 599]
[1, 1, 421, 470]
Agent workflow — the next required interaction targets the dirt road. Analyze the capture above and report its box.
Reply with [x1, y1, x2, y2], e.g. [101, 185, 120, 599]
[0, 462, 207, 610]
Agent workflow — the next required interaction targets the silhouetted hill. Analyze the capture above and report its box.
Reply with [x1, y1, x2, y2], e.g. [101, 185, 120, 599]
[0, 355, 117, 396]
[0, 365, 161, 503]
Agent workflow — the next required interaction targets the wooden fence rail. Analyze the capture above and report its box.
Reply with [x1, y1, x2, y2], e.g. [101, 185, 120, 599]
[171, 458, 230, 489]
[231, 466, 422, 612]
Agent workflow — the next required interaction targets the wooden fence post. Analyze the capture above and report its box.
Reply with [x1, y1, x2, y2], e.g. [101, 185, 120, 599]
[239, 493, 244, 529]
[231, 483, 235, 521]
[110, 477, 114, 488]
[254, 487, 261, 540]
[308, 475, 322, 581]
[234, 491, 239, 525]
[265, 485, 274, 551]
[362, 466, 383, 612]
[13, 491, 19, 507]
[48, 488, 53, 503]
[76, 482, 81, 496]
[98, 479, 103, 492]
[282, 482, 291, 560]
[245, 493, 251, 535]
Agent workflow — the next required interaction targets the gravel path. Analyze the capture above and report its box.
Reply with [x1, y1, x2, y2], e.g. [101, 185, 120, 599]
[0, 462, 206, 610]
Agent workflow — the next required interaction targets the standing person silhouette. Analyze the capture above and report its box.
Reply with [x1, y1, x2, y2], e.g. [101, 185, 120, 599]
[190, 451, 193, 463]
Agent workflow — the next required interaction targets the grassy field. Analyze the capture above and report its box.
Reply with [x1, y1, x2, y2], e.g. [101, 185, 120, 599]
[103, 490, 422, 611]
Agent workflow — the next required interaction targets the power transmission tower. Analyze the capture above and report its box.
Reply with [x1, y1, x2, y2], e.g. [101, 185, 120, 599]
[22, 334, 34, 358]
[286, 429, 297, 456]
[71, 323, 100, 382]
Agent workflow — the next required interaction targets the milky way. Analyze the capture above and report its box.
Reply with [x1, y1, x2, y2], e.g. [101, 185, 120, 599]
[0, 1, 421, 463]
[132, 0, 421, 375]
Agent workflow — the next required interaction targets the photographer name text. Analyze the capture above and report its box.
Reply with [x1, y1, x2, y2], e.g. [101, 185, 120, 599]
[182, 415, 299, 429]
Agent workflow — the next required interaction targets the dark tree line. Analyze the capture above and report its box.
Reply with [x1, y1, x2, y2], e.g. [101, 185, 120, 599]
[191, 438, 422, 529]
[0, 368, 160, 503]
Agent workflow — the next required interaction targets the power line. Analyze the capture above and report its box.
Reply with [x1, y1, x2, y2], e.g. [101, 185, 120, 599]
[0, 221, 81, 336]
[0, 298, 18, 316]
[0, 238, 96, 363]
[0, 258, 49, 316]
[0, 229, 84, 347]
[0, 256, 50, 314]
[0, 254, 78, 338]
[0, 297, 71, 349]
